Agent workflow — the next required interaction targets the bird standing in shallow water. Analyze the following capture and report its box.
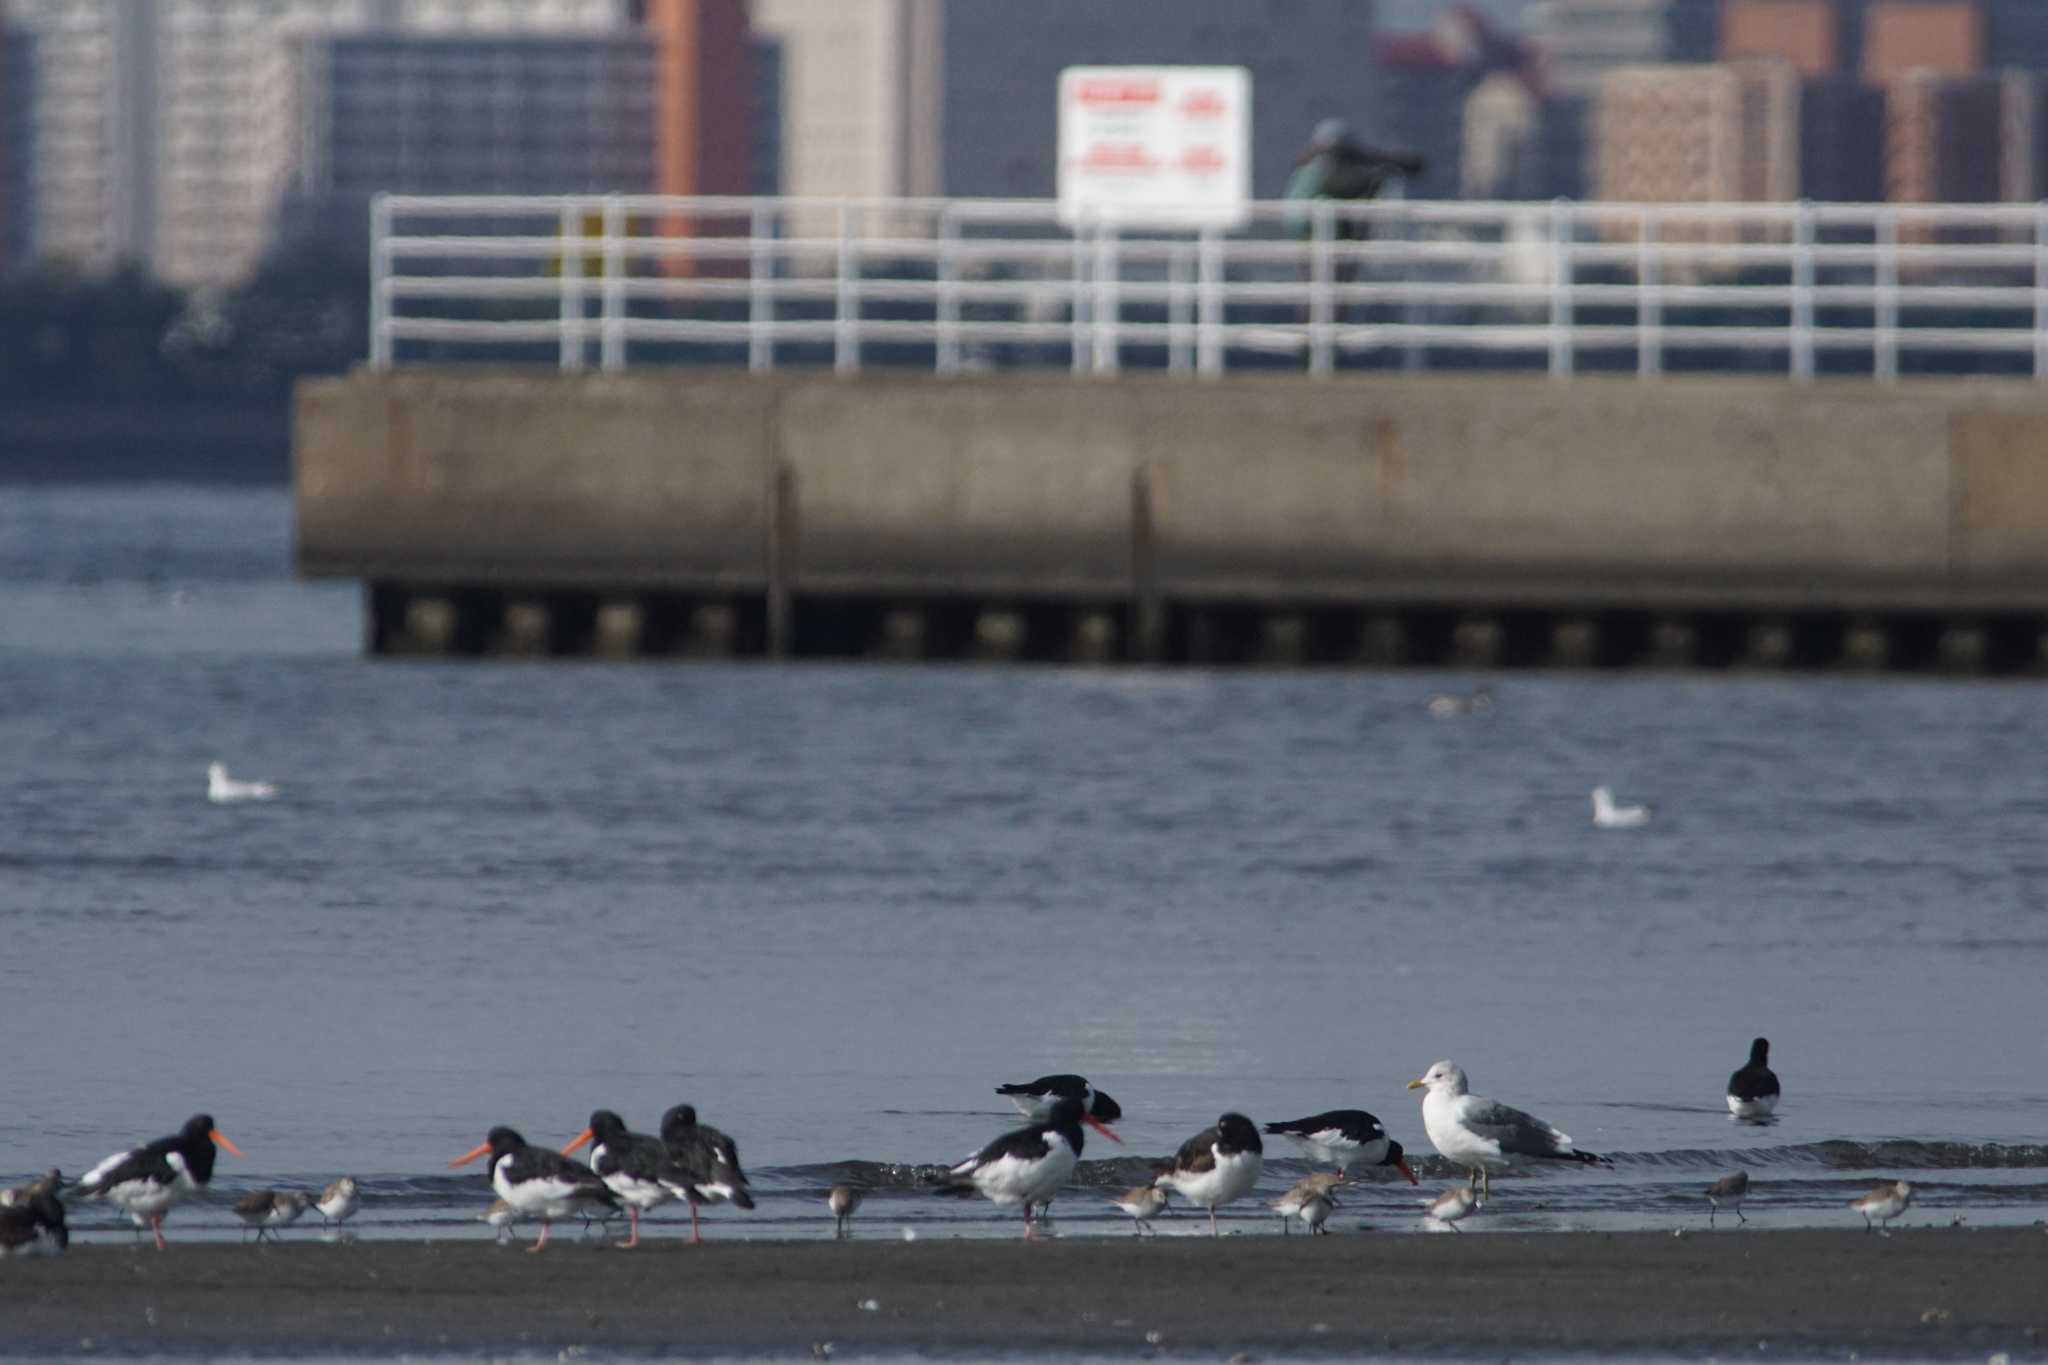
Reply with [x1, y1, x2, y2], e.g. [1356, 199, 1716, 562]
[1408, 1060, 1610, 1199]
[1726, 1038, 1781, 1120]
[75, 1113, 242, 1251]
[1707, 1171, 1749, 1226]
[827, 1185, 864, 1238]
[0, 1186, 67, 1255]
[1154, 1112, 1264, 1237]
[1852, 1180, 1912, 1235]
[657, 1104, 755, 1244]
[936, 1097, 1103, 1240]
[1109, 1184, 1168, 1236]
[315, 1177, 359, 1227]
[1271, 1173, 1348, 1235]
[234, 1190, 309, 1243]
[562, 1109, 681, 1249]
[1426, 1185, 1480, 1230]
[451, 1125, 615, 1253]
[1262, 1110, 1416, 1183]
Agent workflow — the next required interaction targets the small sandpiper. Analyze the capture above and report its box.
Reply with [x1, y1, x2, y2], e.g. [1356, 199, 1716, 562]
[1707, 1171, 1749, 1226]
[1426, 1185, 1481, 1230]
[479, 1198, 518, 1245]
[1109, 1184, 1169, 1236]
[233, 1189, 310, 1243]
[827, 1184, 864, 1238]
[1270, 1173, 1348, 1235]
[1851, 1180, 1912, 1235]
[315, 1176, 359, 1227]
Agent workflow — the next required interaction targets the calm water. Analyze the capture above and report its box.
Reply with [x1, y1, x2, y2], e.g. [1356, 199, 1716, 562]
[2, 484, 2045, 1246]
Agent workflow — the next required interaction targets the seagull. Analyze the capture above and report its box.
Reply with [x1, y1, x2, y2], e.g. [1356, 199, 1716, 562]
[1851, 1180, 1912, 1235]
[827, 1184, 864, 1239]
[1109, 1184, 1168, 1237]
[75, 1113, 243, 1250]
[1408, 1060, 1611, 1198]
[234, 1189, 310, 1243]
[935, 1096, 1097, 1239]
[657, 1104, 756, 1244]
[1154, 1112, 1265, 1237]
[1426, 687, 1493, 719]
[1726, 1038, 1781, 1120]
[208, 761, 278, 803]
[314, 1176, 359, 1227]
[1591, 785, 1648, 829]
[1262, 1110, 1416, 1182]
[1426, 1184, 1481, 1230]
[1707, 1171, 1749, 1226]
[1271, 1172, 1347, 1236]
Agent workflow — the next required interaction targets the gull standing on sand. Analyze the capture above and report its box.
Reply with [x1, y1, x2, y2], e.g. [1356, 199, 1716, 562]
[827, 1184, 864, 1238]
[75, 1113, 243, 1250]
[1726, 1038, 1781, 1120]
[207, 761, 278, 803]
[1271, 1172, 1347, 1235]
[1851, 1180, 1912, 1235]
[1426, 1185, 1480, 1230]
[1591, 785, 1649, 828]
[1262, 1109, 1417, 1183]
[1154, 1112, 1264, 1237]
[935, 1097, 1101, 1240]
[1109, 1184, 1168, 1236]
[1408, 1061, 1611, 1198]
[1707, 1171, 1749, 1226]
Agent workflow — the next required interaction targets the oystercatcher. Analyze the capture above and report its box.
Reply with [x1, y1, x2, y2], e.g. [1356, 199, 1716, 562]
[314, 1176, 359, 1227]
[1270, 1172, 1347, 1235]
[562, 1109, 680, 1248]
[656, 1104, 754, 1244]
[1154, 1112, 1264, 1237]
[0, 1187, 66, 1255]
[233, 1189, 309, 1243]
[936, 1096, 1094, 1239]
[1707, 1171, 1749, 1226]
[827, 1184, 864, 1238]
[75, 1113, 242, 1250]
[1726, 1038, 1781, 1120]
[450, 1125, 616, 1253]
[995, 1074, 1123, 1127]
[1262, 1110, 1416, 1182]
[1408, 1060, 1610, 1198]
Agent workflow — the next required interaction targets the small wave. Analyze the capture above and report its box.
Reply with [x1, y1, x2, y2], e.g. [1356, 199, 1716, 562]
[1609, 1139, 2048, 1172]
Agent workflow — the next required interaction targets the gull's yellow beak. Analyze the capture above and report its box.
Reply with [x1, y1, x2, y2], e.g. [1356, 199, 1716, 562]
[1406, 1078, 1427, 1089]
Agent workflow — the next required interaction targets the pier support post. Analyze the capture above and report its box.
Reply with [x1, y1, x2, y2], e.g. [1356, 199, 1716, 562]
[878, 608, 927, 660]
[1549, 616, 1600, 669]
[973, 609, 1027, 662]
[1840, 618, 1890, 671]
[1645, 617, 1697, 668]
[767, 462, 797, 661]
[1743, 617, 1794, 669]
[1131, 465, 1166, 664]
[1070, 610, 1119, 664]
[1258, 613, 1309, 666]
[1355, 614, 1409, 666]
[593, 601, 644, 659]
[683, 603, 739, 657]
[1936, 622, 1987, 674]
[404, 596, 459, 656]
[500, 599, 552, 657]
[1450, 614, 1504, 669]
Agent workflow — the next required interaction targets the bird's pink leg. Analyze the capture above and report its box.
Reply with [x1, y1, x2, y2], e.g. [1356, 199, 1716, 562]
[619, 1207, 640, 1250]
[528, 1220, 552, 1254]
[152, 1215, 168, 1252]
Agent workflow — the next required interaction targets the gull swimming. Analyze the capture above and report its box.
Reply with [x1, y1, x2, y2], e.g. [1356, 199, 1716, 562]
[1726, 1037, 1781, 1120]
[1426, 687, 1493, 719]
[208, 762, 278, 803]
[1590, 785, 1648, 829]
[1408, 1060, 1611, 1198]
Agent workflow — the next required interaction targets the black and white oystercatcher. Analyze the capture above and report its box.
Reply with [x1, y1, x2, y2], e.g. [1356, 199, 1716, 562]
[562, 1109, 682, 1249]
[995, 1074, 1123, 1126]
[1263, 1110, 1417, 1182]
[1726, 1037, 1781, 1120]
[1408, 1060, 1611, 1198]
[75, 1113, 242, 1250]
[937, 1096, 1102, 1239]
[450, 1125, 616, 1253]
[1154, 1112, 1264, 1237]
[656, 1104, 755, 1244]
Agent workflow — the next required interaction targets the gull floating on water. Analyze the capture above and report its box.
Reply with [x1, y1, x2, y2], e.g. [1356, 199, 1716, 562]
[208, 762, 277, 804]
[1726, 1037, 1780, 1120]
[1707, 1171, 1749, 1226]
[1426, 687, 1494, 719]
[1408, 1060, 1612, 1198]
[1590, 785, 1648, 829]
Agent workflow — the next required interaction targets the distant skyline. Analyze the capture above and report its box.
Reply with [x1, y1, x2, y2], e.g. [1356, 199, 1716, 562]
[1379, 0, 1537, 31]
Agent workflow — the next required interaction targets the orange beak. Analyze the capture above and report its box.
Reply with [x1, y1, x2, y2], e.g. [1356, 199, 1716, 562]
[209, 1129, 243, 1157]
[450, 1140, 492, 1169]
[1083, 1114, 1124, 1145]
[561, 1127, 595, 1157]
[1396, 1157, 1417, 1186]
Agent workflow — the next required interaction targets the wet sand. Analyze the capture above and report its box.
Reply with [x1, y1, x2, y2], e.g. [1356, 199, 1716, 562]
[4, 1228, 2044, 1357]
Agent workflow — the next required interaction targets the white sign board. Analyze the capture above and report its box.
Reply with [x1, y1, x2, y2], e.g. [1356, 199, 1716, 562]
[1057, 66, 1250, 229]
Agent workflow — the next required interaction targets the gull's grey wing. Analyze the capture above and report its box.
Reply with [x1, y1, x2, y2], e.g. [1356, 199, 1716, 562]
[1459, 1096, 1573, 1156]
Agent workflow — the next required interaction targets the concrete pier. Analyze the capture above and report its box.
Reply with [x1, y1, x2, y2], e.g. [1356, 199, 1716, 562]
[297, 369, 2048, 673]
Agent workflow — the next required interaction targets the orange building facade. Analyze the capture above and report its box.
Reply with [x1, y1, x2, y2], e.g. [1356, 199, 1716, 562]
[645, 0, 753, 275]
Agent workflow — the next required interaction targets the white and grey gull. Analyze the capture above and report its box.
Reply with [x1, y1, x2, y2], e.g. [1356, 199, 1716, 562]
[1408, 1060, 1611, 1198]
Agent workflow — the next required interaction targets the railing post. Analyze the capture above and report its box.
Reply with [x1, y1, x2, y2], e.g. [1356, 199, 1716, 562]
[936, 204, 961, 376]
[1197, 226, 1224, 375]
[2034, 201, 2048, 381]
[1636, 207, 1660, 378]
[559, 199, 585, 373]
[1548, 198, 1574, 379]
[750, 201, 775, 374]
[368, 193, 393, 370]
[600, 193, 626, 372]
[1875, 208, 1898, 382]
[1791, 199, 1815, 383]
[1309, 201, 1335, 376]
[1092, 226, 1120, 375]
[1167, 242, 1192, 375]
[1070, 220, 1090, 375]
[835, 201, 860, 375]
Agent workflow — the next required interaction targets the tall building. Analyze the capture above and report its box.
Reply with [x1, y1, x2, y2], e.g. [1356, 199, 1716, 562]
[1719, 0, 1840, 77]
[1883, 68, 2000, 205]
[1374, 9, 1526, 200]
[1861, 0, 1982, 83]
[0, 13, 29, 274]
[1527, 0, 1718, 96]
[1593, 60, 1798, 231]
[1800, 76, 1884, 200]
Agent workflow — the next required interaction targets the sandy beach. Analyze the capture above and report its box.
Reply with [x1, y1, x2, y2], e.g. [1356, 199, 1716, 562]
[3, 1227, 2044, 1357]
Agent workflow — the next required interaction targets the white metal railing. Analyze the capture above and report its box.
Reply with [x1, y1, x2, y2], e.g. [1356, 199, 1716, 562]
[368, 193, 2048, 381]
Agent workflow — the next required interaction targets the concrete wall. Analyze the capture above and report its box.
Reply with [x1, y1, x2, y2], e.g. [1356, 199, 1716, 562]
[296, 369, 2048, 611]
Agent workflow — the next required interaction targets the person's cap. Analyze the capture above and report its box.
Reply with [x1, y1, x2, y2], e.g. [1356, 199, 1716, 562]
[1311, 118, 1351, 149]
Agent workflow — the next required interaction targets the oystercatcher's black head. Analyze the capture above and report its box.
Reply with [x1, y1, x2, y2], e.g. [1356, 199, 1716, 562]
[1088, 1089, 1123, 1124]
[1045, 1095, 1122, 1146]
[1216, 1112, 1263, 1154]
[450, 1126, 526, 1169]
[1748, 1037, 1770, 1065]
[174, 1114, 242, 1180]
[1383, 1139, 1418, 1184]
[659, 1104, 699, 1140]
[563, 1109, 630, 1157]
